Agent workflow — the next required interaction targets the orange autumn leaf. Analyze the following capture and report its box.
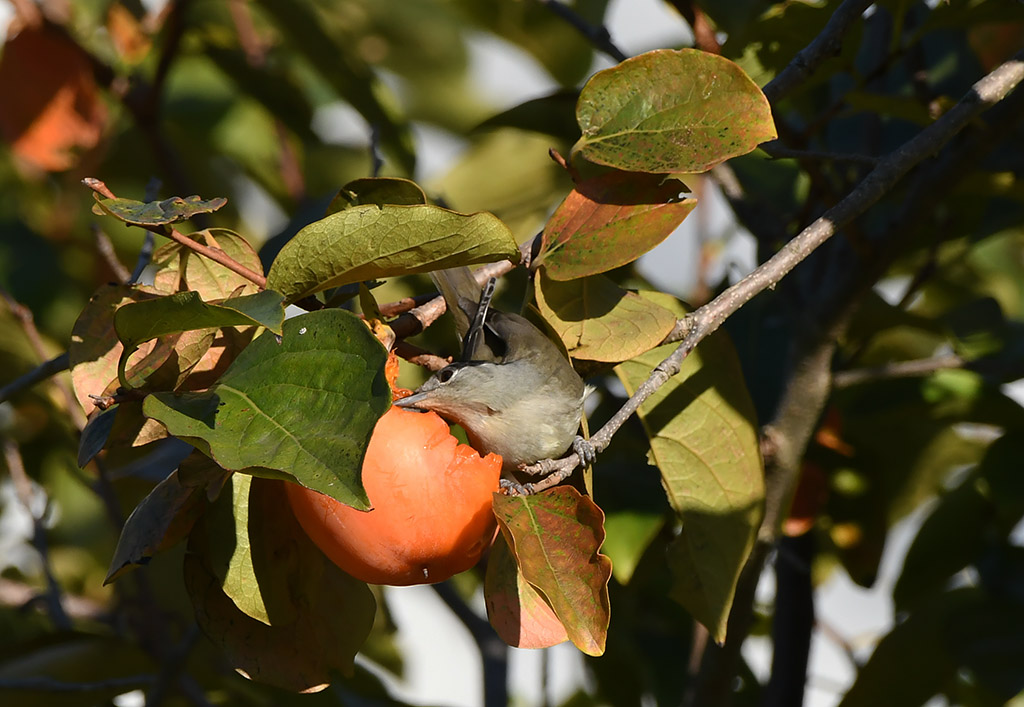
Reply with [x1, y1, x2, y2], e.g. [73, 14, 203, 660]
[0, 22, 106, 172]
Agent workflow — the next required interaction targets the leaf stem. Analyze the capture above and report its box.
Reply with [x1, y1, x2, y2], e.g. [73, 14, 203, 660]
[82, 178, 268, 290]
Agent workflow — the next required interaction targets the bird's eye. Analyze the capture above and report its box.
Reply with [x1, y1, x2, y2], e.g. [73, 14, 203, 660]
[438, 367, 456, 383]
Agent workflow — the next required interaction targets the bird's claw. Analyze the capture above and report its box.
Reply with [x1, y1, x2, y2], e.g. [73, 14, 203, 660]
[573, 436, 597, 467]
[500, 478, 535, 496]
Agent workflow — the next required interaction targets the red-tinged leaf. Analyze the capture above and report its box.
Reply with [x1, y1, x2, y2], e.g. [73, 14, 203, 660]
[0, 23, 106, 172]
[492, 487, 612, 656]
[573, 49, 777, 174]
[535, 271, 678, 362]
[485, 532, 569, 649]
[536, 171, 696, 280]
[104, 467, 216, 584]
[184, 478, 376, 692]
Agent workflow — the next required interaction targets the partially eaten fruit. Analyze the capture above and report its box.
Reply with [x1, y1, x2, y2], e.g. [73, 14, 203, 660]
[287, 405, 502, 586]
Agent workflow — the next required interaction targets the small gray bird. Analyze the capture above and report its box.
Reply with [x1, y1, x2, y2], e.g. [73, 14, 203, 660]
[394, 267, 591, 472]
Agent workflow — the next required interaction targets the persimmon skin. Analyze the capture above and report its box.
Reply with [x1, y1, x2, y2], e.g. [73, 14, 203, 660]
[287, 406, 502, 586]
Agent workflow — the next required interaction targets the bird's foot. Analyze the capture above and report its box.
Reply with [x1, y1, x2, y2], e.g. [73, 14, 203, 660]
[573, 436, 597, 467]
[500, 478, 535, 496]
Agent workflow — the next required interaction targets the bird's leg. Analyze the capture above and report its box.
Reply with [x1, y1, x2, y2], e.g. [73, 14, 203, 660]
[460, 277, 496, 362]
[499, 477, 536, 496]
[572, 436, 597, 467]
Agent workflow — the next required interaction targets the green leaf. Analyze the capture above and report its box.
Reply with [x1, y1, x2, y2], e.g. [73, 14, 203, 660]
[601, 510, 666, 585]
[326, 177, 428, 216]
[573, 49, 777, 174]
[536, 171, 696, 280]
[104, 468, 216, 585]
[614, 292, 763, 643]
[92, 194, 227, 226]
[535, 272, 678, 362]
[484, 532, 569, 650]
[143, 309, 390, 509]
[492, 486, 612, 656]
[114, 290, 285, 388]
[185, 477, 376, 692]
[265, 204, 520, 302]
[475, 89, 582, 144]
[78, 405, 119, 467]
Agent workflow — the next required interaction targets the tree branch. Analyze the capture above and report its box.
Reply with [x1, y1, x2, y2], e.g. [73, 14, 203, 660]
[82, 179, 268, 290]
[761, 0, 875, 104]
[521, 52, 1024, 483]
[537, 0, 628, 63]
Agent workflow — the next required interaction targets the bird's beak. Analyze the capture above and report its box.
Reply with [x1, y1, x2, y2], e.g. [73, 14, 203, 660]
[393, 391, 433, 411]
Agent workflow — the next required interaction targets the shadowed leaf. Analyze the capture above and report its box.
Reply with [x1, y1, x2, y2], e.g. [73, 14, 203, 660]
[573, 49, 777, 174]
[327, 177, 428, 216]
[104, 468, 216, 584]
[143, 310, 390, 509]
[485, 532, 569, 649]
[535, 272, 678, 362]
[492, 486, 611, 656]
[92, 194, 227, 226]
[265, 204, 519, 302]
[615, 292, 763, 643]
[185, 478, 376, 692]
[78, 405, 119, 467]
[536, 171, 696, 280]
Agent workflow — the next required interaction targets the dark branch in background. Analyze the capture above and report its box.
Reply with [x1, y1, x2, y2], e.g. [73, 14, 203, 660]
[759, 139, 879, 166]
[369, 124, 385, 177]
[0, 354, 69, 405]
[0, 675, 157, 693]
[761, 0, 875, 104]
[92, 226, 132, 282]
[536, 0, 628, 63]
[832, 353, 964, 388]
[2, 440, 71, 631]
[432, 582, 509, 707]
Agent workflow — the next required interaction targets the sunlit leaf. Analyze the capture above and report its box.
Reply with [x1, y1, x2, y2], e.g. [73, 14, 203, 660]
[143, 310, 390, 509]
[485, 532, 569, 650]
[92, 194, 228, 226]
[615, 292, 763, 643]
[535, 272, 677, 362]
[536, 171, 696, 280]
[185, 478, 376, 692]
[265, 204, 519, 302]
[150, 229, 264, 299]
[492, 486, 611, 656]
[573, 49, 777, 174]
[114, 290, 284, 388]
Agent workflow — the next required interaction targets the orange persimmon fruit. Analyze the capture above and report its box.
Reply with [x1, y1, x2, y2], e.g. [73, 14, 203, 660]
[287, 405, 502, 586]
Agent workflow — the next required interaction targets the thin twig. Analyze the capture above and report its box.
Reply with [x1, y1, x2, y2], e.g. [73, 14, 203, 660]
[762, 0, 875, 104]
[3, 440, 71, 631]
[0, 353, 69, 405]
[0, 289, 86, 429]
[522, 52, 1024, 485]
[833, 353, 964, 388]
[537, 0, 628, 63]
[92, 225, 132, 282]
[83, 179, 268, 289]
[760, 140, 879, 166]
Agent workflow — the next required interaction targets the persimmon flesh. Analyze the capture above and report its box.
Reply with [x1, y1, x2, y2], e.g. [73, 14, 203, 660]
[287, 406, 502, 586]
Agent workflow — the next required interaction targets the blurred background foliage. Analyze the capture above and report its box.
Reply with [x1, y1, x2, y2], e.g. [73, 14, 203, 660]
[1, 0, 1024, 706]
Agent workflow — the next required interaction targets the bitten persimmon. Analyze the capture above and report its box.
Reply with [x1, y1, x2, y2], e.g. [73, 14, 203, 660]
[286, 406, 502, 586]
